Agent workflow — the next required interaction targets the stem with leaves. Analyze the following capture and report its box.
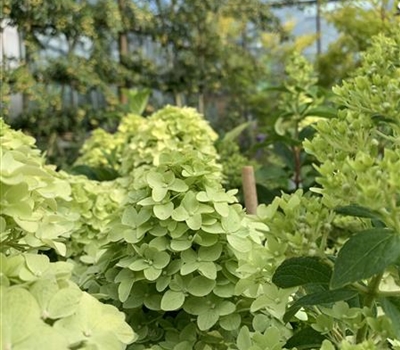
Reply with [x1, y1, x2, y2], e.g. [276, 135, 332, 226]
[355, 272, 384, 343]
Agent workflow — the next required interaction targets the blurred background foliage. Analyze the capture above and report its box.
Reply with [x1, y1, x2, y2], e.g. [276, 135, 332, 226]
[1, 0, 399, 204]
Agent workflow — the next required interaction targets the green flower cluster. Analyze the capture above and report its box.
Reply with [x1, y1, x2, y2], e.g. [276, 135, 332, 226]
[1, 119, 74, 255]
[1, 119, 136, 349]
[1, 252, 135, 350]
[304, 29, 400, 232]
[89, 144, 283, 348]
[75, 106, 220, 177]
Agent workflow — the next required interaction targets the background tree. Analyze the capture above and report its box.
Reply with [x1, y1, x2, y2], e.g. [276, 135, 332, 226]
[316, 0, 396, 87]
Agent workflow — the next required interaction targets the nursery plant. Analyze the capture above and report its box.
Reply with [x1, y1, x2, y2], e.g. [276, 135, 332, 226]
[263, 24, 400, 348]
[0, 120, 136, 350]
[2, 21, 400, 350]
[255, 52, 335, 202]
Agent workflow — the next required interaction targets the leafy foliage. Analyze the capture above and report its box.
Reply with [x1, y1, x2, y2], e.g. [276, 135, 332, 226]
[1, 253, 136, 350]
[255, 52, 334, 200]
[316, 0, 397, 87]
[4, 20, 400, 348]
[266, 22, 400, 348]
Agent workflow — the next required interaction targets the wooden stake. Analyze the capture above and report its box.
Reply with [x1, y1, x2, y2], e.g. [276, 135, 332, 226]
[242, 166, 258, 215]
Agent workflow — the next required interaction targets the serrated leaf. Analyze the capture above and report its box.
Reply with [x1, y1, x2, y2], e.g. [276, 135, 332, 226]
[284, 327, 326, 349]
[187, 276, 216, 296]
[283, 289, 358, 323]
[160, 290, 185, 311]
[379, 297, 400, 339]
[272, 257, 332, 288]
[331, 229, 400, 289]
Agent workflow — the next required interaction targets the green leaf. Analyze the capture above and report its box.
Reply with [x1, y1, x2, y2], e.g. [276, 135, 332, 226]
[160, 290, 185, 311]
[169, 179, 189, 193]
[47, 287, 82, 319]
[126, 88, 150, 115]
[198, 262, 217, 280]
[172, 206, 189, 221]
[147, 172, 165, 188]
[181, 261, 198, 275]
[16, 324, 70, 350]
[214, 202, 229, 217]
[144, 266, 162, 281]
[170, 238, 192, 251]
[198, 243, 222, 262]
[217, 301, 236, 316]
[284, 289, 358, 323]
[187, 214, 202, 230]
[379, 297, 400, 339]
[184, 297, 207, 315]
[121, 207, 138, 227]
[221, 208, 241, 233]
[129, 259, 149, 271]
[331, 229, 400, 289]
[221, 121, 254, 143]
[1, 287, 41, 345]
[334, 205, 381, 219]
[24, 254, 50, 277]
[304, 106, 337, 119]
[237, 326, 252, 350]
[187, 276, 216, 296]
[118, 279, 135, 303]
[219, 313, 241, 331]
[153, 251, 170, 269]
[227, 235, 252, 252]
[272, 257, 332, 288]
[153, 202, 174, 220]
[197, 309, 219, 330]
[284, 327, 326, 349]
[252, 314, 270, 333]
[54, 292, 135, 345]
[152, 187, 168, 202]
